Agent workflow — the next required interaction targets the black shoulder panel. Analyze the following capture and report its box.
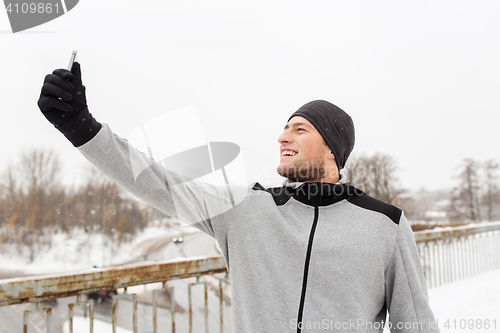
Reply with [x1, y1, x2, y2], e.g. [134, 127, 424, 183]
[348, 194, 402, 225]
[252, 183, 292, 206]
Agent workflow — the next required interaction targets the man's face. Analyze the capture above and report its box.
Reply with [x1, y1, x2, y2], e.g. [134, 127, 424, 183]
[277, 116, 333, 182]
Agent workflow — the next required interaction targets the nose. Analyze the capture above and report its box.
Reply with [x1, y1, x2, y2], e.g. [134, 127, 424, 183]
[277, 129, 292, 144]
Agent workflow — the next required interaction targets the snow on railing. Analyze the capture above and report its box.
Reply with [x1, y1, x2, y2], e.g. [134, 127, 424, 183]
[414, 222, 500, 288]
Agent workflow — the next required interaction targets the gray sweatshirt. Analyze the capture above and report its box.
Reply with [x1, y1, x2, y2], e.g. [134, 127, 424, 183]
[78, 124, 439, 332]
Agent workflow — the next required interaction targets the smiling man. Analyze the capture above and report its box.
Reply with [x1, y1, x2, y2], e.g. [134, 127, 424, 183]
[38, 64, 439, 332]
[277, 100, 354, 184]
[278, 117, 335, 183]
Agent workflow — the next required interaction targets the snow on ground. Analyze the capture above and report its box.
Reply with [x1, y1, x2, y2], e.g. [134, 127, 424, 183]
[429, 269, 500, 332]
[379, 270, 500, 333]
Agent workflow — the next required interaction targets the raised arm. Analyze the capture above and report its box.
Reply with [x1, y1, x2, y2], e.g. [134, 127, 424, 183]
[37, 63, 240, 231]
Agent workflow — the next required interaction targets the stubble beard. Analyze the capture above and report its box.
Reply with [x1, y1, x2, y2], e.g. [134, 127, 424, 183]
[277, 157, 326, 182]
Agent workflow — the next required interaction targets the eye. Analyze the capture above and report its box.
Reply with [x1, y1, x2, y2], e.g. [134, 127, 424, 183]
[297, 128, 306, 132]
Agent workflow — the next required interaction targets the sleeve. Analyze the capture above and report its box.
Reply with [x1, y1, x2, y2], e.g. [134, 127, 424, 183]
[77, 124, 247, 239]
[384, 214, 440, 332]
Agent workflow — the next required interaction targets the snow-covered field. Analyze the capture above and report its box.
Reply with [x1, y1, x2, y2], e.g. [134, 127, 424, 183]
[429, 269, 500, 332]
[0, 223, 193, 276]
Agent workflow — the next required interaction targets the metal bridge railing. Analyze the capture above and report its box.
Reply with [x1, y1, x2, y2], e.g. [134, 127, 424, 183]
[414, 221, 500, 288]
[0, 256, 229, 333]
[2, 223, 500, 332]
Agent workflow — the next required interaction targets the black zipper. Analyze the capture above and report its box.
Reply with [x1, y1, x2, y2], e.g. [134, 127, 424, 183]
[296, 205, 320, 333]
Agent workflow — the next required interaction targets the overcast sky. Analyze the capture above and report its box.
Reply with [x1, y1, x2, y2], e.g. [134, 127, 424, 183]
[1, 0, 500, 192]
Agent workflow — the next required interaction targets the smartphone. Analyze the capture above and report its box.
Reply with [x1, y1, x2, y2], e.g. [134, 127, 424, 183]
[68, 51, 77, 71]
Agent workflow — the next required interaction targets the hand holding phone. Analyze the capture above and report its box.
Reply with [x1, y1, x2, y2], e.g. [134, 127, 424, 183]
[38, 52, 101, 147]
[38, 50, 87, 118]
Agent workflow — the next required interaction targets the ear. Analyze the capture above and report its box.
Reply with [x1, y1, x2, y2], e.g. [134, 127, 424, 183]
[327, 151, 336, 161]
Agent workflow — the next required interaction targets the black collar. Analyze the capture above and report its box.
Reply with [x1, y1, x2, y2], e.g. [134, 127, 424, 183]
[253, 182, 364, 207]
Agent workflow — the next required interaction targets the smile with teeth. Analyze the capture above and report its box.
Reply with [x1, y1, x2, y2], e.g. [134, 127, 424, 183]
[282, 150, 297, 157]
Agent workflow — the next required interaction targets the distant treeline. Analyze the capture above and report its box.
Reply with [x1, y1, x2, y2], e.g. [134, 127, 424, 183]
[0, 148, 163, 261]
[345, 154, 500, 224]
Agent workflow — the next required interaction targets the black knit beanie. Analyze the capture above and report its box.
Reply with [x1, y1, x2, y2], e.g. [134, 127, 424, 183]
[288, 100, 355, 170]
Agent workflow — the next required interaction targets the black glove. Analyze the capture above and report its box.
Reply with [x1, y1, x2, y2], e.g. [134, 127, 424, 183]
[38, 62, 101, 147]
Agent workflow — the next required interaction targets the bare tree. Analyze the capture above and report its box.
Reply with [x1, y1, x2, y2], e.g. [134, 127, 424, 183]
[20, 149, 64, 247]
[79, 165, 148, 247]
[0, 165, 19, 229]
[20, 149, 61, 191]
[448, 159, 482, 222]
[345, 152, 405, 205]
[482, 159, 500, 222]
[0, 148, 64, 260]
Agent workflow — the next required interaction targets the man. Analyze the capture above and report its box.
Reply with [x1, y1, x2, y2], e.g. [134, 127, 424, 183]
[38, 63, 439, 332]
